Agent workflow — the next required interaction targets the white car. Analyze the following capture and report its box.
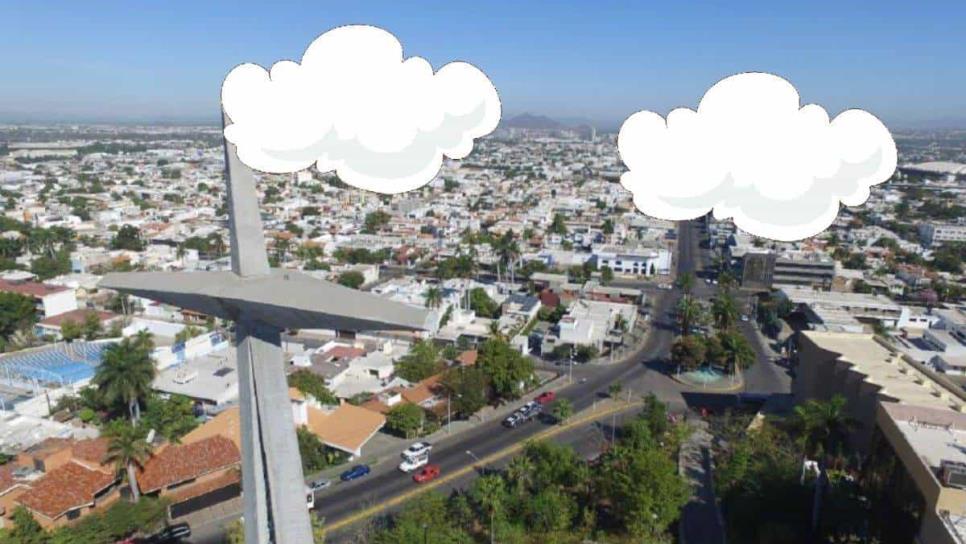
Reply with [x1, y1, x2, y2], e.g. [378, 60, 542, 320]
[402, 442, 432, 459]
[399, 455, 429, 473]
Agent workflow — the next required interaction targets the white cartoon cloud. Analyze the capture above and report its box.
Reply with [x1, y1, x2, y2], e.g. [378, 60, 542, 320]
[617, 72, 896, 241]
[221, 25, 501, 194]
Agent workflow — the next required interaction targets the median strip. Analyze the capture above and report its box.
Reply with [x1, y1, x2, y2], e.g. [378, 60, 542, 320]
[325, 399, 644, 533]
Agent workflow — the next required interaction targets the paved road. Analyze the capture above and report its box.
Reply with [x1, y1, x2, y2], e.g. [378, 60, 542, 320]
[189, 219, 793, 543]
[676, 219, 792, 397]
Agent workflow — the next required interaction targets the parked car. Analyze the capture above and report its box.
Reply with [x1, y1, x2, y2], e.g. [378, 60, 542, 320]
[340, 464, 371, 481]
[740, 314, 750, 322]
[518, 401, 542, 419]
[402, 441, 432, 459]
[535, 391, 556, 405]
[413, 464, 441, 483]
[502, 412, 523, 428]
[309, 478, 331, 492]
[143, 523, 191, 543]
[399, 454, 429, 473]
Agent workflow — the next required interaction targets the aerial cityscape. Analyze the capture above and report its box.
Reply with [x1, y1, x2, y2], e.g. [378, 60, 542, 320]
[2, 2, 966, 544]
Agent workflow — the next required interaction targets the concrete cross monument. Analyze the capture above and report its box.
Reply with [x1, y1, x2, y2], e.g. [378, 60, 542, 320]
[99, 118, 431, 542]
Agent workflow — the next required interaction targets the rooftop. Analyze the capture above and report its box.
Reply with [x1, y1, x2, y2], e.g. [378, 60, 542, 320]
[17, 461, 115, 520]
[802, 331, 966, 413]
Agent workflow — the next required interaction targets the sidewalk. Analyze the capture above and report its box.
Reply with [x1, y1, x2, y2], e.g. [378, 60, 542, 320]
[679, 419, 727, 544]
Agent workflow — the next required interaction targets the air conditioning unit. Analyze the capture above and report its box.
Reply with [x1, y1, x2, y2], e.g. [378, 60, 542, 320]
[940, 460, 966, 489]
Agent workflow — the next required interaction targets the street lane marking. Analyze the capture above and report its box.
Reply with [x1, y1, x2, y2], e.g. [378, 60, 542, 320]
[325, 400, 643, 533]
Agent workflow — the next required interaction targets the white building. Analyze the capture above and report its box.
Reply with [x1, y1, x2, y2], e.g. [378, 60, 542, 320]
[557, 299, 637, 349]
[919, 222, 966, 247]
[592, 244, 671, 276]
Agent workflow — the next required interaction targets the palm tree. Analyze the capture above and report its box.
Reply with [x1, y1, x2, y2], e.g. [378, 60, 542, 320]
[505, 454, 534, 498]
[793, 395, 859, 458]
[711, 291, 739, 331]
[103, 422, 153, 502]
[676, 272, 695, 297]
[718, 331, 755, 374]
[424, 286, 443, 310]
[676, 297, 704, 336]
[93, 334, 156, 423]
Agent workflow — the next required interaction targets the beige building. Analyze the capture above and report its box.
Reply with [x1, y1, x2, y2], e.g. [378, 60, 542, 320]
[795, 331, 966, 542]
[876, 403, 966, 544]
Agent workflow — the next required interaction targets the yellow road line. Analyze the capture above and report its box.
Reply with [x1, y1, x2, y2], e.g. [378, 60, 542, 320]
[325, 399, 643, 533]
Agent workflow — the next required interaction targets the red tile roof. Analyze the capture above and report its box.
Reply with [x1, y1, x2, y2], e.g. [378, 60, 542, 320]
[456, 350, 478, 366]
[17, 462, 115, 520]
[138, 436, 240, 494]
[39, 309, 116, 327]
[0, 279, 67, 298]
[71, 437, 110, 467]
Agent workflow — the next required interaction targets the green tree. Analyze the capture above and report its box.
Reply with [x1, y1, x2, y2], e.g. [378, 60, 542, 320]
[718, 330, 756, 373]
[600, 265, 614, 284]
[549, 214, 568, 235]
[424, 286, 443, 309]
[59, 319, 83, 342]
[337, 270, 365, 289]
[395, 340, 442, 382]
[362, 210, 391, 234]
[141, 394, 198, 442]
[792, 394, 859, 458]
[110, 224, 146, 251]
[81, 312, 103, 340]
[441, 366, 489, 417]
[596, 440, 689, 539]
[477, 338, 534, 400]
[676, 271, 695, 296]
[103, 421, 152, 502]
[372, 492, 471, 544]
[676, 296, 704, 336]
[0, 292, 36, 343]
[712, 291, 739, 331]
[4, 506, 48, 544]
[601, 218, 614, 235]
[550, 398, 573, 423]
[608, 382, 623, 399]
[469, 287, 499, 318]
[296, 426, 344, 473]
[671, 335, 706, 371]
[386, 403, 426, 439]
[287, 370, 338, 404]
[92, 333, 156, 422]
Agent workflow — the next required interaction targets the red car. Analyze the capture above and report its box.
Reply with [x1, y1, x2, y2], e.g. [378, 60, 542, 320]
[413, 464, 441, 483]
[535, 391, 556, 405]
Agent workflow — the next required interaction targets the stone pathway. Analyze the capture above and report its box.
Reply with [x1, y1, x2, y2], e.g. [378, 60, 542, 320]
[679, 419, 727, 544]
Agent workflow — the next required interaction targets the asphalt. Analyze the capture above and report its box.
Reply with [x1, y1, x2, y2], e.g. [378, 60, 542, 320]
[188, 219, 793, 543]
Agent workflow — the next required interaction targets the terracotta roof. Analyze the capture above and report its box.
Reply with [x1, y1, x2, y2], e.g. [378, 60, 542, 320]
[138, 436, 240, 494]
[71, 437, 110, 467]
[317, 345, 366, 362]
[168, 469, 240, 504]
[181, 408, 242, 449]
[0, 279, 67, 298]
[0, 465, 19, 495]
[17, 462, 115, 520]
[456, 350, 478, 366]
[22, 437, 72, 458]
[305, 404, 385, 455]
[401, 374, 444, 406]
[39, 309, 116, 327]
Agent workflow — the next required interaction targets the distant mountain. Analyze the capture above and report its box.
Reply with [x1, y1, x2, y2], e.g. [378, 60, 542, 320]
[502, 113, 563, 130]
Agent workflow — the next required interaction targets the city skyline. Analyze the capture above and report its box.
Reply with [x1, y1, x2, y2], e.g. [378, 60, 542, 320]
[3, 0, 966, 127]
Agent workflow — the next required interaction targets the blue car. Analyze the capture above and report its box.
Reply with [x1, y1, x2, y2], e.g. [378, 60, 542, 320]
[340, 464, 371, 481]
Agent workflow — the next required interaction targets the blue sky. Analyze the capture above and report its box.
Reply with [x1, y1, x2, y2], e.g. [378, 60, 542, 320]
[3, 0, 964, 127]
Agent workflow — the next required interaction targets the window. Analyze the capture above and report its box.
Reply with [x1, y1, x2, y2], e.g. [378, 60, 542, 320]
[66, 509, 81, 520]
